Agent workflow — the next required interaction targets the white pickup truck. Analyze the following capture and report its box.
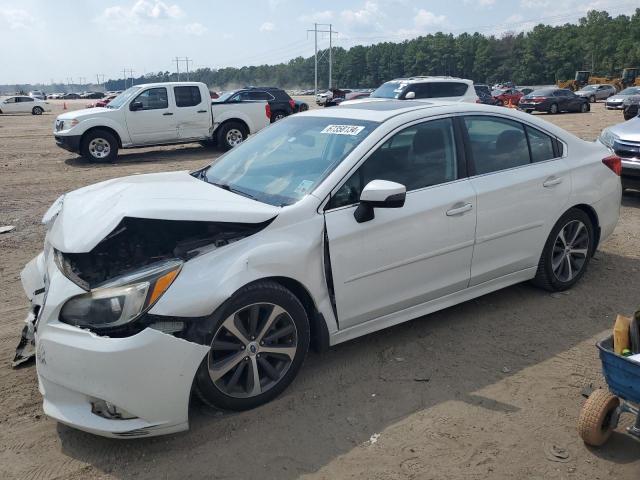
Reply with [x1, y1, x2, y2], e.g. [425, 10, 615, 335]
[53, 82, 271, 161]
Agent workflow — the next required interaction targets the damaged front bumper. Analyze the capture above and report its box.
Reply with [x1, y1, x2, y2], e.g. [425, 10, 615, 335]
[18, 250, 210, 438]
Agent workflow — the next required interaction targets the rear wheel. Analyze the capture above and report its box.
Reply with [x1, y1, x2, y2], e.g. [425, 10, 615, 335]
[194, 281, 310, 411]
[532, 208, 594, 291]
[81, 129, 118, 162]
[578, 390, 619, 447]
[217, 121, 247, 151]
[549, 103, 559, 114]
[271, 110, 286, 122]
[32, 106, 43, 115]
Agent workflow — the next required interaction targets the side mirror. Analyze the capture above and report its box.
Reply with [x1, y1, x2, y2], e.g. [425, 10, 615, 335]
[404, 91, 416, 100]
[130, 101, 143, 111]
[354, 180, 406, 223]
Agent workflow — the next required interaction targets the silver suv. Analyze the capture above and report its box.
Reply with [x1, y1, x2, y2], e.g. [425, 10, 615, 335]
[343, 76, 478, 104]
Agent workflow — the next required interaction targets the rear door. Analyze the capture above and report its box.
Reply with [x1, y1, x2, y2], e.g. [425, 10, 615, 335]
[324, 117, 477, 328]
[172, 85, 210, 140]
[462, 115, 571, 285]
[17, 96, 35, 113]
[125, 86, 177, 144]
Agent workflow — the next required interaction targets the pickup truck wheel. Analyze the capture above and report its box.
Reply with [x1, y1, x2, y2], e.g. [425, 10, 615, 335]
[81, 130, 118, 162]
[217, 122, 247, 151]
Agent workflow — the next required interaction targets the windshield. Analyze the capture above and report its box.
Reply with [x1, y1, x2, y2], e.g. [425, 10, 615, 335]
[212, 91, 237, 103]
[619, 87, 640, 95]
[581, 85, 597, 91]
[106, 86, 141, 109]
[370, 81, 406, 99]
[198, 116, 378, 206]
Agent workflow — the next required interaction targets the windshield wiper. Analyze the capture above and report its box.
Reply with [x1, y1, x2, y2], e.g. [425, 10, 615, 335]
[210, 181, 257, 201]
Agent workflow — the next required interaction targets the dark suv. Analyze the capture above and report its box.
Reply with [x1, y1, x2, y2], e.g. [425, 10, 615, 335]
[228, 87, 295, 122]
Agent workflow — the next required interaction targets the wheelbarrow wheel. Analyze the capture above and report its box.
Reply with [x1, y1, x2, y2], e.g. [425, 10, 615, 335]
[578, 389, 619, 446]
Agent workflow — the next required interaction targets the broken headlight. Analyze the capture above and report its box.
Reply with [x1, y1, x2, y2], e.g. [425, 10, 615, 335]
[59, 260, 182, 331]
[42, 195, 64, 228]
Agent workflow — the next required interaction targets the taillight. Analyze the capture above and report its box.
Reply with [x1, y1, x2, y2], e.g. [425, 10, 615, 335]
[265, 103, 271, 119]
[289, 98, 295, 111]
[602, 154, 622, 176]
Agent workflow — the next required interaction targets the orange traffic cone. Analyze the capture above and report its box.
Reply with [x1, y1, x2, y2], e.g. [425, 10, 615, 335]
[63, 102, 67, 110]
[507, 98, 513, 108]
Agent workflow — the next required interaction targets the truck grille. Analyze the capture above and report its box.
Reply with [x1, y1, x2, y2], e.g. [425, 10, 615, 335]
[55, 120, 64, 131]
[614, 139, 640, 159]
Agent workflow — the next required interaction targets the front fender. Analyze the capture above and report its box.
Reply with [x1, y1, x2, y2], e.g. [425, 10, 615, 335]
[149, 214, 337, 334]
[67, 117, 131, 145]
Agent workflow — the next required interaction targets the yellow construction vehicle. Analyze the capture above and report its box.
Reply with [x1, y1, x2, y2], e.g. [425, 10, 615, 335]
[558, 68, 640, 91]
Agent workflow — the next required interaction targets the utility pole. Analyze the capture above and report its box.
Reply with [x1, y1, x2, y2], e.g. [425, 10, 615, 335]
[174, 57, 181, 81]
[122, 68, 134, 88]
[96, 74, 106, 91]
[307, 23, 338, 95]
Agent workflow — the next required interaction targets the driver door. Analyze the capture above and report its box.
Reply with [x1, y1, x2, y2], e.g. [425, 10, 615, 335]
[324, 118, 477, 329]
[125, 87, 177, 144]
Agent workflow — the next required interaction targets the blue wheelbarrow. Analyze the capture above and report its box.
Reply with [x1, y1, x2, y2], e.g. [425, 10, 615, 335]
[578, 336, 640, 446]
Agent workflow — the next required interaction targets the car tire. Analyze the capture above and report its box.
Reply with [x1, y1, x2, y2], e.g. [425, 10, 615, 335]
[581, 102, 589, 113]
[589, 95, 596, 103]
[532, 208, 594, 292]
[32, 106, 44, 115]
[217, 121, 247, 151]
[80, 129, 118, 163]
[193, 281, 310, 411]
[271, 110, 286, 122]
[526, 109, 533, 114]
[298, 103, 309, 112]
[549, 103, 559, 114]
[578, 389, 619, 447]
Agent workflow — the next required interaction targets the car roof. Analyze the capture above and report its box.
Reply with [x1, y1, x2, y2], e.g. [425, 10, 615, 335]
[384, 76, 472, 85]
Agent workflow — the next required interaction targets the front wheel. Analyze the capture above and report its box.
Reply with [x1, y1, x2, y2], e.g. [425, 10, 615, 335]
[580, 102, 589, 113]
[217, 121, 247, 151]
[549, 103, 559, 114]
[32, 106, 43, 115]
[532, 208, 594, 291]
[80, 129, 118, 162]
[589, 95, 596, 103]
[578, 389, 619, 447]
[194, 281, 310, 411]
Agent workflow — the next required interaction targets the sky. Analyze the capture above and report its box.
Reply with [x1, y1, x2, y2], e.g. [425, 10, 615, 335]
[1, 0, 638, 85]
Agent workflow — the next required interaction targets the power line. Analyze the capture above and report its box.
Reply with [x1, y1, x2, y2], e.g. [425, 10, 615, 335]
[307, 23, 338, 94]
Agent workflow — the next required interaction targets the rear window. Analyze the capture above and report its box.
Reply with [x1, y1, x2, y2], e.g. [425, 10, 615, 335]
[530, 89, 555, 96]
[174, 86, 202, 107]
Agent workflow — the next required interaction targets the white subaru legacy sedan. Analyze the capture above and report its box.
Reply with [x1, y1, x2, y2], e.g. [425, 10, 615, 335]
[20, 101, 621, 438]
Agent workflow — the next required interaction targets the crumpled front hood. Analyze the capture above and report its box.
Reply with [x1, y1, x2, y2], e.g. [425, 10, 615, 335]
[48, 171, 280, 253]
[609, 116, 640, 142]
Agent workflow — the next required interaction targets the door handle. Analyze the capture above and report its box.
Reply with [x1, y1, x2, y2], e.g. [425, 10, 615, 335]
[197, 109, 207, 113]
[543, 177, 563, 188]
[163, 112, 174, 116]
[446, 202, 473, 216]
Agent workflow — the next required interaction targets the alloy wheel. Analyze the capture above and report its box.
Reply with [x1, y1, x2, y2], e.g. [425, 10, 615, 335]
[551, 220, 589, 282]
[208, 303, 298, 398]
[88, 138, 111, 159]
[225, 128, 244, 147]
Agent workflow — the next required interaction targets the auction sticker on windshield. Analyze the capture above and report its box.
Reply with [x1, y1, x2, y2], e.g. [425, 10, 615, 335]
[321, 125, 365, 135]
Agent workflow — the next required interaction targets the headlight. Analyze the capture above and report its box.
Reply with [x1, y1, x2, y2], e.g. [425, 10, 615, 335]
[59, 260, 182, 330]
[62, 119, 79, 130]
[42, 194, 64, 227]
[599, 128, 619, 149]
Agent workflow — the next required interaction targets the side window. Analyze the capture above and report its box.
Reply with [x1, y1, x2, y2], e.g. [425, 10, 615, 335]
[174, 86, 201, 107]
[526, 126, 555, 162]
[328, 118, 458, 209]
[249, 91, 272, 101]
[5, 97, 16, 103]
[464, 116, 529, 174]
[405, 83, 430, 99]
[134, 88, 168, 110]
[233, 92, 251, 101]
[18, 97, 34, 102]
[429, 82, 469, 98]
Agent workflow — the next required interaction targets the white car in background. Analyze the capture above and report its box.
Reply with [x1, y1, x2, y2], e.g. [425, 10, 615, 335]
[0, 95, 51, 115]
[342, 76, 478, 105]
[20, 100, 620, 438]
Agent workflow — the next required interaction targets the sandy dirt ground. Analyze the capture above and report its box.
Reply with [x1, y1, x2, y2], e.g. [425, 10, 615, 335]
[0, 98, 639, 479]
